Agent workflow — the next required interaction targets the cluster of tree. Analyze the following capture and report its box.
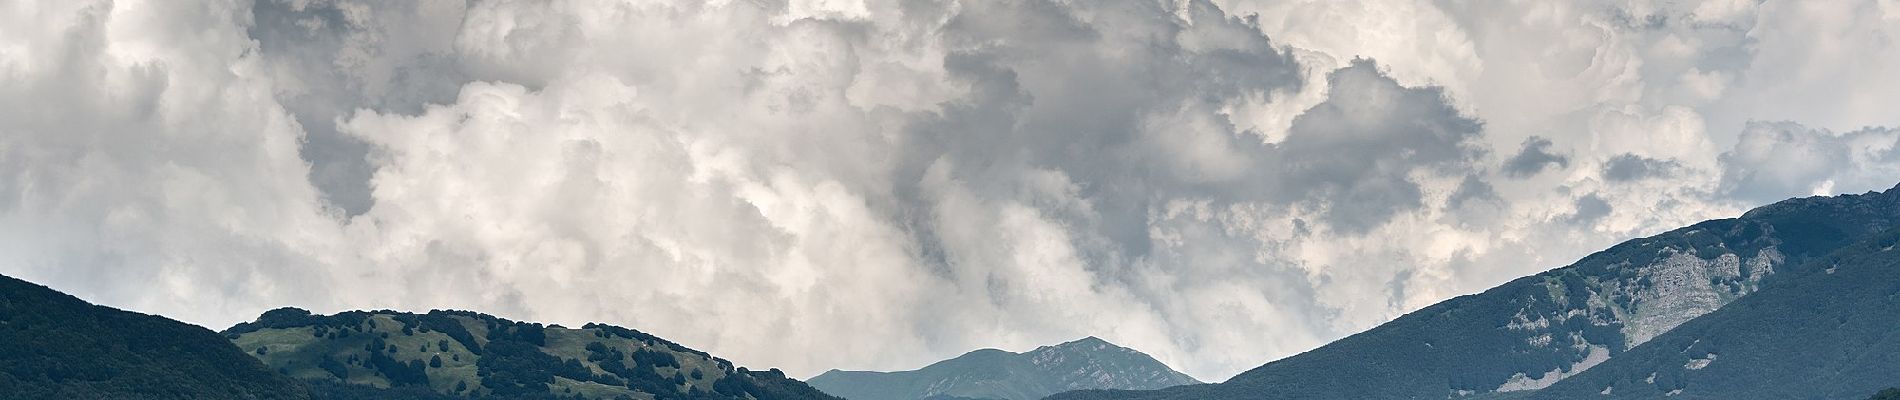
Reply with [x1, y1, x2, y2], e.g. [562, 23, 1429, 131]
[367, 349, 430, 387]
[476, 339, 624, 396]
[633, 348, 683, 370]
[585, 341, 690, 396]
[586, 323, 714, 361]
[708, 368, 843, 400]
[485, 320, 548, 347]
[474, 341, 561, 396]
[389, 312, 486, 355]
[225, 308, 375, 338]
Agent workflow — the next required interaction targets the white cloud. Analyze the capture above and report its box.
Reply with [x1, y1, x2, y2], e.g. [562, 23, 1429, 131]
[0, 0, 345, 325]
[1721, 122, 1900, 203]
[3, 0, 1899, 385]
[1705, 0, 1900, 135]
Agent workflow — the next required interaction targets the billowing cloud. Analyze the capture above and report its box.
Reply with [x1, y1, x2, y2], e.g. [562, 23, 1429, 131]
[1720, 122, 1900, 203]
[3, 0, 1900, 384]
[324, 0, 1488, 377]
[0, 0, 344, 321]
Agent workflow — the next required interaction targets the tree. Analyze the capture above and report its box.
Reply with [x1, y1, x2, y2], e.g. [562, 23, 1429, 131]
[430, 355, 443, 368]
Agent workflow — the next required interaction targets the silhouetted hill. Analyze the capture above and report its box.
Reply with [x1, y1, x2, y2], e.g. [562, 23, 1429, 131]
[0, 274, 310, 400]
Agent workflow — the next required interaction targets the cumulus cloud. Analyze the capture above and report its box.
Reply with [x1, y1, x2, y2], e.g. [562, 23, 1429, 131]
[0, 0, 344, 321]
[1720, 122, 1900, 203]
[4, 0, 1900, 384]
[246, 0, 473, 216]
[322, 0, 1489, 377]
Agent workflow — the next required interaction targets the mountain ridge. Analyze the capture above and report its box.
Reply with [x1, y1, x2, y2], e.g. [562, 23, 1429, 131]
[809, 336, 1197, 400]
[1048, 185, 1900, 399]
[224, 307, 839, 400]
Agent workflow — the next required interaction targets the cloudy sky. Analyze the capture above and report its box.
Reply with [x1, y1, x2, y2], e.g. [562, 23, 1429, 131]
[4, 0, 1899, 382]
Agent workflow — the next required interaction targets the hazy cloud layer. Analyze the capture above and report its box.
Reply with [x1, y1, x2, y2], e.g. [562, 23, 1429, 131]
[3, 0, 1900, 382]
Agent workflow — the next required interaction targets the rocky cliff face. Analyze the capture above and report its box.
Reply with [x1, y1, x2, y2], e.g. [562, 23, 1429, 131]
[1530, 227, 1900, 399]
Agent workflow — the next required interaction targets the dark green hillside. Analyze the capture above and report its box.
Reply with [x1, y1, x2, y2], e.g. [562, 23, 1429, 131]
[1528, 229, 1900, 399]
[1051, 186, 1900, 400]
[0, 274, 311, 400]
[226, 308, 838, 400]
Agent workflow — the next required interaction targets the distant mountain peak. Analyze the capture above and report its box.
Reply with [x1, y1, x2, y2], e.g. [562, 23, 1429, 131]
[809, 337, 1198, 400]
[1054, 336, 1110, 348]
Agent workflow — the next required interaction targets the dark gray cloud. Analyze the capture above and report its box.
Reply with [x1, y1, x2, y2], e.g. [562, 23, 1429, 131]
[1442, 174, 1505, 229]
[248, 0, 473, 216]
[1447, 175, 1499, 209]
[898, 0, 1305, 266]
[1602, 153, 1681, 182]
[1502, 136, 1569, 178]
[1274, 60, 1487, 233]
[1571, 193, 1613, 223]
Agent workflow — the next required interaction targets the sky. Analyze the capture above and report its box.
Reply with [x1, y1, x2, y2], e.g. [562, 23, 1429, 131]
[2, 0, 1899, 382]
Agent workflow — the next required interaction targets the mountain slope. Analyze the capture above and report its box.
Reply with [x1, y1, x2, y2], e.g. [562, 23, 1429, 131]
[1527, 228, 1900, 399]
[808, 337, 1198, 400]
[1050, 185, 1900, 400]
[225, 308, 839, 400]
[0, 274, 311, 400]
